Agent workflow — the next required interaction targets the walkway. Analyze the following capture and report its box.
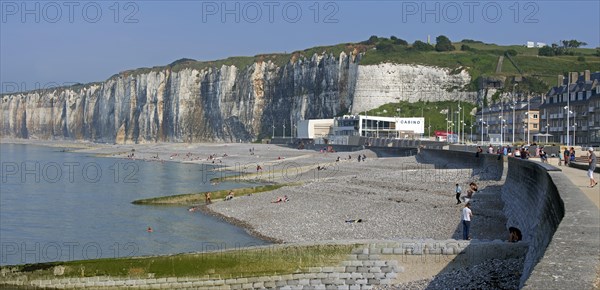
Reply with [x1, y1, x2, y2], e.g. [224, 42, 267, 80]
[532, 157, 599, 208]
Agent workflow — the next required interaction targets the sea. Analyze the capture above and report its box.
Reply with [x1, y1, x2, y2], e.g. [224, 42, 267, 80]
[0, 143, 269, 266]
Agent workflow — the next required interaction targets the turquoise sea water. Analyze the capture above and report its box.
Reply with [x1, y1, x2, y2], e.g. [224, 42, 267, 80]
[0, 143, 268, 266]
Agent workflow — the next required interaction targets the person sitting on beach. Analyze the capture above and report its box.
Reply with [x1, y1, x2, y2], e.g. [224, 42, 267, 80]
[272, 195, 289, 203]
[317, 165, 326, 171]
[225, 191, 234, 201]
[463, 182, 478, 203]
[205, 192, 212, 204]
[256, 164, 262, 171]
[508, 227, 522, 242]
[188, 206, 200, 212]
[336, 156, 340, 162]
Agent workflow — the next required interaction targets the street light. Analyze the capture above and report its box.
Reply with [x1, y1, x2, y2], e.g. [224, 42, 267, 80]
[572, 123, 577, 146]
[511, 83, 518, 144]
[480, 118, 485, 144]
[499, 116, 504, 146]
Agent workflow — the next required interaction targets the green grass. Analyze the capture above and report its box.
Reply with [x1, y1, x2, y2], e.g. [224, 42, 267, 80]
[365, 100, 478, 136]
[2, 244, 355, 279]
[131, 184, 289, 205]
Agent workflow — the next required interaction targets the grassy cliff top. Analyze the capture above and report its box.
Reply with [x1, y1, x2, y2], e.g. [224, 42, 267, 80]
[4, 37, 598, 96]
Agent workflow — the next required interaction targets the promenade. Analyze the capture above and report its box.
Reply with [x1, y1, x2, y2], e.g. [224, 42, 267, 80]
[532, 157, 599, 209]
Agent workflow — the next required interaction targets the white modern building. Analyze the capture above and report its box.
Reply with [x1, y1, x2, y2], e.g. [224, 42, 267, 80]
[332, 115, 425, 138]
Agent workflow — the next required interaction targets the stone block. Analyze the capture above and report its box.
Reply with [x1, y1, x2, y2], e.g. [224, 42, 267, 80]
[288, 279, 299, 286]
[264, 281, 276, 288]
[368, 267, 381, 273]
[349, 285, 361, 290]
[345, 266, 357, 272]
[381, 248, 394, 254]
[333, 267, 346, 272]
[386, 272, 398, 279]
[322, 267, 335, 273]
[362, 261, 374, 266]
[357, 254, 369, 260]
[299, 279, 310, 285]
[242, 283, 253, 289]
[310, 267, 322, 273]
[367, 279, 380, 285]
[310, 279, 322, 285]
[355, 279, 368, 285]
[368, 255, 380, 260]
[349, 261, 363, 267]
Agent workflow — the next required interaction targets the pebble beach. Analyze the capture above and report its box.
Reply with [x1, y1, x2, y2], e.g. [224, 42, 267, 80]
[2, 139, 520, 288]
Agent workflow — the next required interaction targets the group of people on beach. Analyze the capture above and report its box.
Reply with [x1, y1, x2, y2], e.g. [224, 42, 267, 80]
[455, 182, 478, 240]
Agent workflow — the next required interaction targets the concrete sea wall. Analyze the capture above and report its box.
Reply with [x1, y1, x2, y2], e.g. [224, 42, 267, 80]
[503, 158, 600, 289]
[418, 149, 599, 289]
[416, 149, 504, 181]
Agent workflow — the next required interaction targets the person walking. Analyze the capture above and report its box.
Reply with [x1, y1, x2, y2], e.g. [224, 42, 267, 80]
[455, 183, 462, 204]
[564, 147, 570, 166]
[588, 147, 598, 188]
[462, 202, 473, 240]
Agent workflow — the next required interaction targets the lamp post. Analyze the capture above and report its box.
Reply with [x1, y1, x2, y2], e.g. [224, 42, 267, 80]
[573, 123, 577, 146]
[272, 121, 275, 139]
[499, 116, 504, 146]
[566, 76, 570, 146]
[524, 112, 529, 145]
[283, 121, 286, 138]
[512, 83, 518, 144]
[527, 94, 528, 145]
[480, 118, 485, 144]
[470, 125, 473, 143]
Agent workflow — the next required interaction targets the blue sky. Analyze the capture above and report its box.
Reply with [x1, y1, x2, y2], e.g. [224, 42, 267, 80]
[1, 0, 599, 93]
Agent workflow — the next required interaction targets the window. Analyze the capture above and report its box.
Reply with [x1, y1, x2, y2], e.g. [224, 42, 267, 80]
[533, 124, 538, 129]
[533, 114, 538, 119]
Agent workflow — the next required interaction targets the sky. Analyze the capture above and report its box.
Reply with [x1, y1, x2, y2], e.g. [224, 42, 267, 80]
[1, 0, 599, 93]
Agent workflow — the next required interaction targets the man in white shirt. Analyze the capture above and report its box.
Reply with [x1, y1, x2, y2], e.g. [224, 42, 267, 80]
[462, 202, 473, 240]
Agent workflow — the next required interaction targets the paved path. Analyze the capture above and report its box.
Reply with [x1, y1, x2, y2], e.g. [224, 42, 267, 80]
[532, 157, 599, 209]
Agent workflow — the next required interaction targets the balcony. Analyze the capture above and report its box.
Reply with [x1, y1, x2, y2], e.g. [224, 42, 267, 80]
[590, 106, 595, 112]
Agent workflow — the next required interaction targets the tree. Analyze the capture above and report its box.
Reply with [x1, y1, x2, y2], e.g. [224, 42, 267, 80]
[376, 42, 394, 52]
[460, 44, 472, 51]
[435, 35, 455, 51]
[390, 36, 408, 46]
[365, 35, 379, 44]
[413, 40, 434, 51]
[538, 46, 554, 56]
[562, 39, 587, 49]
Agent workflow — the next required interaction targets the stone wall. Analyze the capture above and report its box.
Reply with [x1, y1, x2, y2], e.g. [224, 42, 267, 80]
[502, 158, 600, 289]
[0, 240, 527, 289]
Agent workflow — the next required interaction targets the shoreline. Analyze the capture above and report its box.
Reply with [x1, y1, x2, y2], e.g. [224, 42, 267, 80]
[198, 203, 285, 244]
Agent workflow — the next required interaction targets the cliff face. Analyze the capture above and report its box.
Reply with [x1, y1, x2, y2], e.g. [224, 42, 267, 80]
[1, 53, 473, 143]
